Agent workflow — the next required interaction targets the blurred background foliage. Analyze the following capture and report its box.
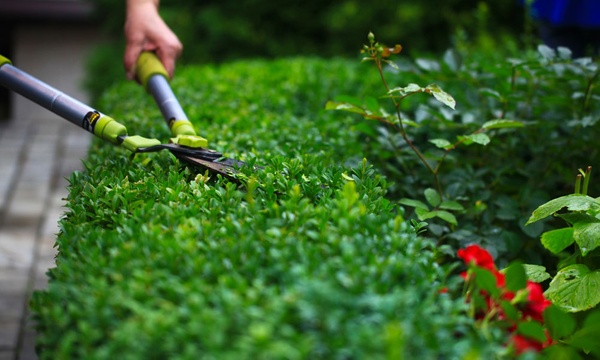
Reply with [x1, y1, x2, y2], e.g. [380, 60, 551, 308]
[86, 0, 531, 102]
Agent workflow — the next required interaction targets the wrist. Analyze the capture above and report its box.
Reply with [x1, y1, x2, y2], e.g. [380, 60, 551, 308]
[126, 0, 159, 11]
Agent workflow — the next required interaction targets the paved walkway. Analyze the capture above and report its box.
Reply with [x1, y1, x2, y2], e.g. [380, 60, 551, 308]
[0, 115, 91, 360]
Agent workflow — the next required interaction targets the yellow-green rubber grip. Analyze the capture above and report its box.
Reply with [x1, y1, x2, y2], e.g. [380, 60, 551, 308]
[0, 54, 11, 67]
[172, 119, 197, 136]
[93, 115, 127, 144]
[135, 52, 169, 91]
[121, 135, 162, 152]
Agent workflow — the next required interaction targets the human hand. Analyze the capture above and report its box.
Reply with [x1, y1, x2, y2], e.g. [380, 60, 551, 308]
[123, 0, 183, 80]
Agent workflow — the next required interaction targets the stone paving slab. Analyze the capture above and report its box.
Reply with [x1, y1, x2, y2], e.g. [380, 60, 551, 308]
[0, 115, 91, 360]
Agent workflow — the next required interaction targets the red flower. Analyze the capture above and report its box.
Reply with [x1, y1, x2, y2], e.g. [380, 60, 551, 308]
[457, 245, 496, 271]
[522, 281, 551, 321]
[510, 334, 544, 355]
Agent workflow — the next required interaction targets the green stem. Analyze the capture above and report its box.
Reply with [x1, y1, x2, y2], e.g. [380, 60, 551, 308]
[375, 59, 444, 198]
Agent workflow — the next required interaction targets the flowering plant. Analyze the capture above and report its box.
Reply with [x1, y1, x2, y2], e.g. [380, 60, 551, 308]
[458, 244, 600, 358]
[458, 244, 552, 355]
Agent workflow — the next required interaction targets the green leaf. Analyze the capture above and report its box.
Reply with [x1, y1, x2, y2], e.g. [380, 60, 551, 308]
[538, 44, 556, 60]
[439, 200, 464, 211]
[472, 267, 500, 297]
[545, 264, 600, 312]
[526, 195, 600, 225]
[398, 198, 429, 211]
[523, 264, 551, 283]
[572, 220, 600, 256]
[364, 96, 381, 115]
[389, 83, 424, 96]
[459, 133, 490, 146]
[481, 119, 524, 129]
[543, 305, 576, 340]
[542, 344, 584, 360]
[517, 321, 547, 343]
[505, 262, 527, 292]
[479, 88, 501, 99]
[415, 207, 436, 221]
[541, 227, 574, 254]
[429, 138, 453, 150]
[434, 210, 457, 226]
[415, 58, 440, 72]
[443, 48, 462, 72]
[583, 309, 600, 328]
[324, 101, 366, 115]
[565, 315, 600, 357]
[424, 188, 441, 207]
[500, 301, 519, 321]
[426, 84, 456, 110]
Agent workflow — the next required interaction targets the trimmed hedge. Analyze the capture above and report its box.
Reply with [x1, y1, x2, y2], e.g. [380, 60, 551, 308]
[31, 58, 498, 358]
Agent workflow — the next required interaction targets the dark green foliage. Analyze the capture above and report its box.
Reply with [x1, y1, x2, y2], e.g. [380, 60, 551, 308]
[31, 58, 497, 358]
[330, 44, 599, 268]
[84, 0, 528, 102]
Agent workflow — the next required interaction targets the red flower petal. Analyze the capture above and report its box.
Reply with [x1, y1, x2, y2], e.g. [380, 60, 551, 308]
[457, 245, 496, 271]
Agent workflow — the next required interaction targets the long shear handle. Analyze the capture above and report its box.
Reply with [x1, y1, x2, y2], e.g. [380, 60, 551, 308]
[135, 52, 207, 148]
[0, 54, 128, 145]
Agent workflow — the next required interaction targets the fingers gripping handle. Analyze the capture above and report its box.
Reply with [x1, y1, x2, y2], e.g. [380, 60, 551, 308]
[134, 51, 169, 91]
[0, 54, 127, 144]
[135, 52, 207, 147]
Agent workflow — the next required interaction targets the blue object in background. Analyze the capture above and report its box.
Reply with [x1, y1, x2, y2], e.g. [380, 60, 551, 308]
[530, 0, 600, 27]
[527, 0, 600, 56]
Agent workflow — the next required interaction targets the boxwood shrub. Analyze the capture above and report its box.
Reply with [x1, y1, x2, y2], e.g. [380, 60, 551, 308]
[30, 58, 500, 358]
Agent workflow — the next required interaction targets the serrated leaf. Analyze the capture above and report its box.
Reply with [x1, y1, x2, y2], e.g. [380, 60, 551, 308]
[439, 200, 464, 211]
[482, 119, 524, 129]
[398, 198, 429, 211]
[523, 264, 551, 283]
[541, 227, 574, 254]
[429, 138, 453, 149]
[545, 264, 600, 312]
[572, 221, 600, 256]
[543, 305, 576, 340]
[526, 195, 600, 225]
[424, 188, 440, 207]
[426, 84, 456, 110]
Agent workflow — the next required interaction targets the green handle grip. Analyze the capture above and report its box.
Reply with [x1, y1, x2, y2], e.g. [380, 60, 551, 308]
[135, 51, 169, 91]
[93, 115, 128, 144]
[0, 54, 11, 67]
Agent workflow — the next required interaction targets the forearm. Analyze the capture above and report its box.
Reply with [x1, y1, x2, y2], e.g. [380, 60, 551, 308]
[126, 0, 159, 8]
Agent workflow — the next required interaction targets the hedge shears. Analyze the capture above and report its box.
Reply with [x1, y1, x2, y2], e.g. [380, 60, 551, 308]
[0, 52, 243, 179]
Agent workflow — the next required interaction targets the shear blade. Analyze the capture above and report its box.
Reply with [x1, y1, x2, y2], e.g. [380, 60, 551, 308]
[174, 153, 243, 179]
